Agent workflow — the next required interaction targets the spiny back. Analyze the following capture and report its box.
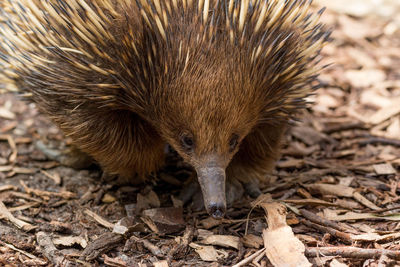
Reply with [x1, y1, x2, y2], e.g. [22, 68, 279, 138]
[0, 0, 330, 119]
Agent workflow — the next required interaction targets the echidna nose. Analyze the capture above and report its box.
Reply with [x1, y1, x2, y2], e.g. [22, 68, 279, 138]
[196, 164, 227, 219]
[208, 203, 226, 219]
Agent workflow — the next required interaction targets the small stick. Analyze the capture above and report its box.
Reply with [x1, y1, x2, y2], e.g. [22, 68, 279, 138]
[232, 248, 266, 267]
[20, 180, 75, 199]
[300, 219, 352, 244]
[84, 209, 114, 229]
[0, 201, 36, 231]
[1, 241, 37, 259]
[300, 209, 356, 234]
[356, 137, 400, 147]
[306, 247, 400, 260]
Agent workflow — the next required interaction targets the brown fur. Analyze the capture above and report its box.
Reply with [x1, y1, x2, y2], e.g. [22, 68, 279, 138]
[0, 0, 329, 208]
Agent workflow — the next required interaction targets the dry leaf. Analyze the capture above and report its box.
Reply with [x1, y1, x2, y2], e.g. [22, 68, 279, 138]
[141, 207, 185, 234]
[259, 202, 311, 267]
[201, 235, 240, 249]
[189, 243, 219, 262]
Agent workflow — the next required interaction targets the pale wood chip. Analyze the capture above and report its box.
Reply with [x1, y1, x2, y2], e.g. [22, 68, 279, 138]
[0, 107, 16, 119]
[373, 163, 397, 175]
[352, 192, 380, 210]
[13, 167, 37, 174]
[103, 254, 127, 267]
[40, 170, 61, 185]
[84, 209, 114, 229]
[53, 236, 88, 248]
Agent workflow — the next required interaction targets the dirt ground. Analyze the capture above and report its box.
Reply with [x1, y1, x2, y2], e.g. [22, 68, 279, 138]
[1, 1, 400, 266]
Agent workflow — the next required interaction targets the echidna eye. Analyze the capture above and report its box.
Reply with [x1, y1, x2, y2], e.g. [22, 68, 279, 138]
[181, 135, 194, 151]
[229, 134, 239, 152]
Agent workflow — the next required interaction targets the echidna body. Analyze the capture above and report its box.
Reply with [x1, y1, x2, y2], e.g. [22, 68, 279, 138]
[0, 0, 329, 218]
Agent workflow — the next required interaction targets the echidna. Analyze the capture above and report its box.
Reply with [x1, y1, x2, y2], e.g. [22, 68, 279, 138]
[0, 0, 329, 218]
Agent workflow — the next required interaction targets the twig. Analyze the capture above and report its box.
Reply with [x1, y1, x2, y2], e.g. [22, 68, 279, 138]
[20, 180, 75, 200]
[1, 241, 37, 259]
[355, 137, 400, 147]
[0, 201, 36, 231]
[0, 185, 17, 192]
[232, 248, 266, 267]
[306, 247, 400, 260]
[300, 219, 353, 244]
[323, 122, 367, 134]
[300, 209, 356, 234]
[84, 209, 114, 229]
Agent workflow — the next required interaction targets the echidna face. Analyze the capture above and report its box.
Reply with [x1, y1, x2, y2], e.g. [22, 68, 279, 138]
[153, 70, 261, 218]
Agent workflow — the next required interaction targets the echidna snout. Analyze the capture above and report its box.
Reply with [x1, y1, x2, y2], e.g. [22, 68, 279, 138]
[196, 165, 226, 219]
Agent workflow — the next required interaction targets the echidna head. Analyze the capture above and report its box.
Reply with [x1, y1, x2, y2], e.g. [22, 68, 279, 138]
[150, 61, 263, 218]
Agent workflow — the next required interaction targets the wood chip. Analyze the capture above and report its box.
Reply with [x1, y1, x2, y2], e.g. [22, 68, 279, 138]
[40, 170, 61, 185]
[81, 232, 124, 261]
[373, 163, 397, 175]
[352, 192, 380, 210]
[53, 236, 88, 248]
[103, 254, 127, 267]
[0, 107, 16, 119]
[36, 231, 71, 265]
[84, 209, 114, 229]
